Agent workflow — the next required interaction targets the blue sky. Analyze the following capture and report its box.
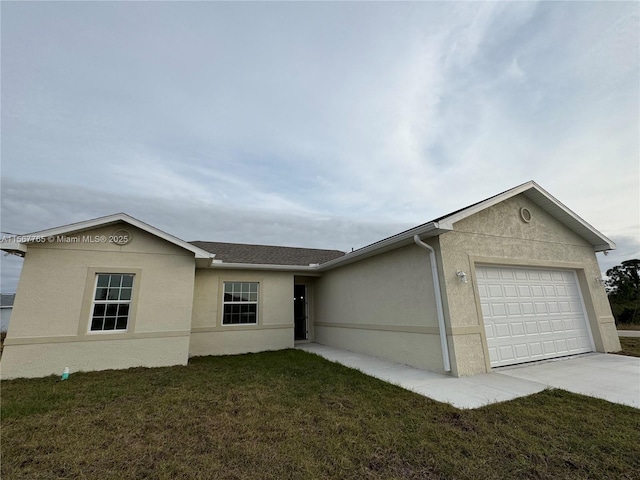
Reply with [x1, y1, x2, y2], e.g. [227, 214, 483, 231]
[1, 1, 638, 292]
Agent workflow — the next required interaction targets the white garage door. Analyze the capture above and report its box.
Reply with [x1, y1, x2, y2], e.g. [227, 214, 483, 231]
[476, 265, 593, 367]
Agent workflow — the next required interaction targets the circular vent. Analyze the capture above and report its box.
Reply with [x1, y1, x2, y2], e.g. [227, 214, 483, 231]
[519, 207, 532, 223]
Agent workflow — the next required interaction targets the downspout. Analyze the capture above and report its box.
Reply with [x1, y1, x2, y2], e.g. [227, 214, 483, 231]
[413, 235, 451, 372]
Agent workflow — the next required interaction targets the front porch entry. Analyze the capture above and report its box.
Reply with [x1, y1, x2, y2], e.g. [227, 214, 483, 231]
[294, 284, 308, 341]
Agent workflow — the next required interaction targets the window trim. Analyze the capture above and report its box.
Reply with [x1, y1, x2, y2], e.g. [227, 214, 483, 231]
[78, 267, 142, 337]
[221, 281, 260, 326]
[88, 273, 135, 334]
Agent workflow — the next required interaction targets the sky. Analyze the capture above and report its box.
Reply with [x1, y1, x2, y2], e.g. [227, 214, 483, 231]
[1, 1, 638, 293]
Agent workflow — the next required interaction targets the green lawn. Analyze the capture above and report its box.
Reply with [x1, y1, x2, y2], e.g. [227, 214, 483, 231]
[617, 336, 640, 358]
[2, 350, 639, 480]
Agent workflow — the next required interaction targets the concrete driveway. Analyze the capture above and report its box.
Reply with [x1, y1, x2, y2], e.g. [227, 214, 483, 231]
[297, 343, 640, 409]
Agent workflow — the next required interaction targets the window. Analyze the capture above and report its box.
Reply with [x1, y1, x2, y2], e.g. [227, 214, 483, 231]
[223, 282, 258, 325]
[90, 274, 134, 332]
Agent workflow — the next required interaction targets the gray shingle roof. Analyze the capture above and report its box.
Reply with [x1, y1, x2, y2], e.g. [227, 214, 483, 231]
[1, 294, 16, 307]
[189, 241, 345, 266]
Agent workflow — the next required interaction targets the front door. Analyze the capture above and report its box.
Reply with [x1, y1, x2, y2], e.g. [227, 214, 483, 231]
[294, 284, 307, 340]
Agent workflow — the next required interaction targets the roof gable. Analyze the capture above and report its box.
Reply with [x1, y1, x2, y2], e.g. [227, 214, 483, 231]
[320, 180, 615, 271]
[436, 181, 615, 251]
[1, 213, 213, 259]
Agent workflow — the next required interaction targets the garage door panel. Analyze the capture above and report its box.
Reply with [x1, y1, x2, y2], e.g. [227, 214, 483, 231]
[542, 340, 556, 354]
[491, 303, 507, 316]
[495, 323, 510, 337]
[504, 285, 518, 297]
[538, 320, 552, 333]
[510, 321, 525, 336]
[555, 339, 568, 352]
[514, 269, 528, 280]
[488, 346, 498, 363]
[535, 302, 548, 314]
[488, 285, 503, 297]
[507, 303, 521, 315]
[567, 337, 579, 350]
[498, 345, 515, 361]
[548, 302, 560, 314]
[521, 302, 535, 314]
[477, 265, 593, 367]
[514, 344, 529, 359]
[570, 301, 582, 312]
[531, 285, 545, 297]
[485, 268, 500, 280]
[529, 342, 543, 356]
[559, 301, 571, 313]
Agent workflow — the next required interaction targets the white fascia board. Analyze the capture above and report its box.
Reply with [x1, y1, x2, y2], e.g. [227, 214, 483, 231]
[318, 222, 446, 271]
[523, 184, 616, 251]
[593, 242, 617, 253]
[437, 181, 616, 251]
[14, 213, 214, 259]
[0, 241, 27, 255]
[437, 181, 537, 229]
[207, 262, 320, 273]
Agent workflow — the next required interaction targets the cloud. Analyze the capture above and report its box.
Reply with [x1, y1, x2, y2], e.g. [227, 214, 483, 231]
[1, 2, 638, 290]
[0, 178, 412, 292]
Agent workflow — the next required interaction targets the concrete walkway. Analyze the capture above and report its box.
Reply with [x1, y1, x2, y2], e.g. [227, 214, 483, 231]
[297, 343, 640, 410]
[618, 330, 640, 337]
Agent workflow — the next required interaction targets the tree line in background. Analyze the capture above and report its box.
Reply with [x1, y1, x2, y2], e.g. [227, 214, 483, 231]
[606, 259, 640, 325]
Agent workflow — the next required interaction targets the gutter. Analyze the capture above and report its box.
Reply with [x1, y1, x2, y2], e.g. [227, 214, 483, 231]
[319, 221, 449, 271]
[208, 261, 321, 273]
[413, 234, 451, 373]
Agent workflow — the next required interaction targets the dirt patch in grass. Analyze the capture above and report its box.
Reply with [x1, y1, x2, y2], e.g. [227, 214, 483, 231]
[614, 337, 640, 358]
[2, 350, 639, 480]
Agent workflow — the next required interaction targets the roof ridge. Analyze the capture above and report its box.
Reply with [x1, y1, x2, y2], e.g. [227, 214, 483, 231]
[189, 240, 344, 253]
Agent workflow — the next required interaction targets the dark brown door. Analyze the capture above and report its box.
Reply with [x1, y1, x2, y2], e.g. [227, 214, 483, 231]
[294, 284, 307, 340]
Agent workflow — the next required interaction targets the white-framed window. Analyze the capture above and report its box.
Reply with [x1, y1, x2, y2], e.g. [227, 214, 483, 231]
[90, 273, 134, 332]
[223, 282, 258, 325]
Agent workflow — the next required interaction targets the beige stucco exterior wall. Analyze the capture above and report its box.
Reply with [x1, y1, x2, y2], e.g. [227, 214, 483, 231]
[438, 194, 620, 376]
[314, 242, 449, 373]
[1, 223, 195, 379]
[189, 269, 294, 356]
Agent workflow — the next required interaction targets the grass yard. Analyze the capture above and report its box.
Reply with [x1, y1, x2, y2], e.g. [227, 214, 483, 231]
[2, 350, 639, 480]
[616, 336, 640, 358]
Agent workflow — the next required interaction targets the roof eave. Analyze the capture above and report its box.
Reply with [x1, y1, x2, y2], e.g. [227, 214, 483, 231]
[436, 181, 537, 229]
[319, 222, 447, 271]
[207, 262, 321, 273]
[0, 241, 27, 256]
[13, 213, 213, 259]
[437, 181, 616, 252]
[594, 242, 616, 252]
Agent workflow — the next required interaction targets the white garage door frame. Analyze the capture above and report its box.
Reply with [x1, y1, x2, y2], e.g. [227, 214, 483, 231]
[473, 262, 595, 369]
